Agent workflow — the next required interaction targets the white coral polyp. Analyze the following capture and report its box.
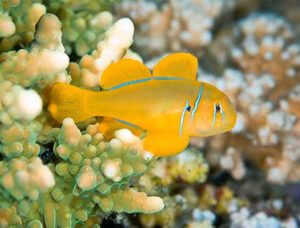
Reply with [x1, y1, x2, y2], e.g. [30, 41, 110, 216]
[114, 129, 153, 159]
[62, 118, 81, 146]
[107, 18, 134, 48]
[147, 196, 164, 212]
[95, 18, 134, 73]
[36, 49, 69, 75]
[77, 167, 97, 190]
[9, 86, 43, 121]
[115, 129, 137, 145]
[102, 160, 121, 182]
[28, 158, 55, 191]
[90, 11, 113, 29]
[0, 15, 16, 37]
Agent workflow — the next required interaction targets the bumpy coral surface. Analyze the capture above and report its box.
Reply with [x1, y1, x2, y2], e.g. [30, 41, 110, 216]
[69, 17, 137, 89]
[116, 0, 255, 58]
[0, 118, 163, 226]
[0, 5, 164, 225]
[197, 12, 300, 185]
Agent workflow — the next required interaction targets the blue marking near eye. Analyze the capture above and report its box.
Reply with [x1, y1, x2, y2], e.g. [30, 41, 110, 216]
[211, 103, 217, 127]
[180, 100, 190, 136]
[191, 84, 204, 119]
[221, 112, 225, 122]
[219, 103, 225, 122]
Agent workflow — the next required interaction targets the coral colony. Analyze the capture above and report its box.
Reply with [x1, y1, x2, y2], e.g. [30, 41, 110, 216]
[0, 0, 299, 227]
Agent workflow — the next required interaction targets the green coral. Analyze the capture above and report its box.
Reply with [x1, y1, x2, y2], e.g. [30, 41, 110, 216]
[47, 0, 119, 56]
[0, 118, 164, 227]
[0, 205, 23, 227]
[0, 0, 119, 56]
[53, 8, 113, 56]
[0, 13, 70, 89]
[0, 9, 163, 226]
[0, 122, 41, 159]
[51, 118, 162, 212]
[168, 149, 209, 184]
[0, 156, 54, 227]
[137, 150, 211, 227]
[139, 149, 209, 194]
[40, 119, 163, 227]
[0, 157, 54, 200]
[0, 12, 15, 37]
[0, 81, 17, 125]
[0, 0, 46, 51]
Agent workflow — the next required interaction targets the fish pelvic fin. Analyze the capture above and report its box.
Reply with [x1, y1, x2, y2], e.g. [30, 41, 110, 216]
[99, 117, 146, 139]
[48, 83, 96, 123]
[99, 58, 151, 89]
[153, 53, 198, 80]
[143, 131, 189, 157]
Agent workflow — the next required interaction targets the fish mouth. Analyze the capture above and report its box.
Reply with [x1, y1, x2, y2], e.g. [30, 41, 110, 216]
[205, 116, 237, 136]
[197, 126, 232, 137]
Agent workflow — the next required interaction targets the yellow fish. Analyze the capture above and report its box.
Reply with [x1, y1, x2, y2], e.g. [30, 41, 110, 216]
[49, 53, 236, 156]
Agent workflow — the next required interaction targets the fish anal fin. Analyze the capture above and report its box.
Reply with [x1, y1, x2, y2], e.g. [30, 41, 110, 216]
[99, 117, 146, 139]
[99, 59, 151, 89]
[152, 53, 198, 80]
[143, 132, 189, 157]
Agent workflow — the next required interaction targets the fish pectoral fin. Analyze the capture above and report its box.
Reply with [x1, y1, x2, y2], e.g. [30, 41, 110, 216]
[99, 58, 151, 89]
[152, 53, 198, 80]
[99, 117, 146, 139]
[143, 132, 189, 157]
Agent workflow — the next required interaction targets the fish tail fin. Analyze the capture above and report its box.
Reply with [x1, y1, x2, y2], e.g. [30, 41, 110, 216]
[48, 83, 97, 123]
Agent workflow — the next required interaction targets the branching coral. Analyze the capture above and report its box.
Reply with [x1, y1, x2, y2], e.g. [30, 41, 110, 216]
[0, 118, 164, 227]
[0, 5, 163, 225]
[57, 10, 114, 56]
[138, 184, 242, 228]
[0, 122, 41, 159]
[47, 119, 163, 225]
[69, 17, 137, 88]
[0, 13, 68, 164]
[0, 12, 15, 37]
[0, 0, 118, 55]
[230, 207, 297, 228]
[0, 83, 42, 124]
[0, 14, 70, 89]
[116, 0, 238, 57]
[139, 149, 209, 190]
[136, 149, 245, 228]
[194, 13, 300, 184]
[0, 157, 55, 200]
[46, 0, 118, 56]
[0, 1, 46, 52]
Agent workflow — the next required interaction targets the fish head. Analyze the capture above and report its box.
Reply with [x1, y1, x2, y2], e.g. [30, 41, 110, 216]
[191, 83, 237, 137]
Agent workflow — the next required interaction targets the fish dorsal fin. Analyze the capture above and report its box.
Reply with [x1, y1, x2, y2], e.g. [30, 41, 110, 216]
[99, 58, 151, 89]
[152, 53, 198, 80]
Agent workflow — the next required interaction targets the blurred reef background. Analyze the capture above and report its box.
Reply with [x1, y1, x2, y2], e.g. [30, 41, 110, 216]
[0, 0, 300, 227]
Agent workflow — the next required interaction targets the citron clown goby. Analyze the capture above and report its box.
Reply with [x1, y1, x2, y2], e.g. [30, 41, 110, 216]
[48, 53, 237, 156]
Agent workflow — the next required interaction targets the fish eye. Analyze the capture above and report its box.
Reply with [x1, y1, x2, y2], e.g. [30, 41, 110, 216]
[213, 103, 225, 123]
